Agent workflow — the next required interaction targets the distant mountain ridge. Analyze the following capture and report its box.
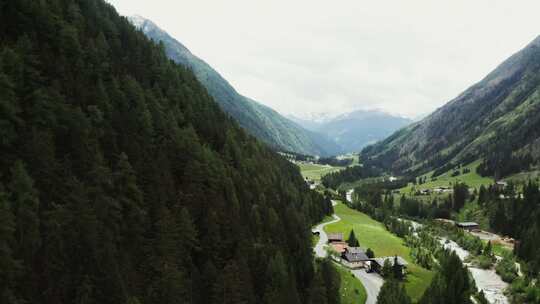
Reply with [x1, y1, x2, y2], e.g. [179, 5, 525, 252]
[290, 109, 412, 153]
[130, 16, 342, 156]
[362, 35, 540, 176]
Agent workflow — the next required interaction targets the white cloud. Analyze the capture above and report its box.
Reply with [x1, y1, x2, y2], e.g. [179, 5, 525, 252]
[107, 0, 540, 118]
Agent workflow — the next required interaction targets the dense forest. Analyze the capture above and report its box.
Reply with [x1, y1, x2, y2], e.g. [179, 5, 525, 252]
[321, 165, 381, 189]
[0, 1, 334, 303]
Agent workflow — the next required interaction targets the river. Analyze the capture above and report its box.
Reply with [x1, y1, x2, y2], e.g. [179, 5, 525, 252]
[400, 218, 509, 304]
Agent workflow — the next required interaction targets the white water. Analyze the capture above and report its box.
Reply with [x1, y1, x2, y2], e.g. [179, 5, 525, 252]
[399, 218, 509, 304]
[440, 238, 509, 304]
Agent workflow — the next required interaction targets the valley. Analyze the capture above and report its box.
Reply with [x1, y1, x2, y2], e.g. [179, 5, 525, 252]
[4, 1, 540, 304]
[300, 137, 536, 304]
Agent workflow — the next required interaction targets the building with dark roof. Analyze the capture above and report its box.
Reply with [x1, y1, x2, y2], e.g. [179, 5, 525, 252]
[368, 256, 408, 275]
[341, 247, 369, 268]
[456, 222, 479, 231]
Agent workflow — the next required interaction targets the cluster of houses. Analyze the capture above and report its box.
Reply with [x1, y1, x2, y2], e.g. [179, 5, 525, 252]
[326, 232, 407, 275]
[417, 186, 453, 195]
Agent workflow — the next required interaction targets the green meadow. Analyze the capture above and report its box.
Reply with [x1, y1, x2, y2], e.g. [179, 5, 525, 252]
[297, 162, 343, 181]
[325, 202, 434, 302]
[336, 265, 368, 304]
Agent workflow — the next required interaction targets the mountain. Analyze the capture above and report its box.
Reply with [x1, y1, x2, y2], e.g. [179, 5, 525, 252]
[290, 110, 412, 153]
[362, 36, 540, 177]
[0, 1, 334, 303]
[129, 16, 342, 156]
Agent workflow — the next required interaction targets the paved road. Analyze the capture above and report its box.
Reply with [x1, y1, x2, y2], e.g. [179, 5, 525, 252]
[351, 268, 384, 304]
[313, 201, 383, 304]
[313, 201, 340, 258]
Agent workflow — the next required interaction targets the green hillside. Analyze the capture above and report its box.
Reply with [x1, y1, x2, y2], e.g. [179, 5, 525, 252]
[130, 16, 343, 156]
[362, 36, 540, 178]
[400, 160, 494, 193]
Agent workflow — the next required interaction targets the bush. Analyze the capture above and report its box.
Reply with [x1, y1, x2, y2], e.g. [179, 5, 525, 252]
[495, 255, 518, 283]
[474, 255, 495, 269]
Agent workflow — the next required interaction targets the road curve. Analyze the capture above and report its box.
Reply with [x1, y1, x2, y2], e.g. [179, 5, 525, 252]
[351, 269, 383, 304]
[313, 201, 382, 304]
[313, 204, 341, 258]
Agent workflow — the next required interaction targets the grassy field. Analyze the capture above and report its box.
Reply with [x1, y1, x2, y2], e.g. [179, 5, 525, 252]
[297, 162, 343, 181]
[325, 202, 434, 302]
[336, 265, 368, 304]
[400, 160, 493, 194]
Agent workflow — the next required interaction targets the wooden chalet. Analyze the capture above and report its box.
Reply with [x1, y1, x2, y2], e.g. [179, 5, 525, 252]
[341, 247, 369, 269]
[327, 232, 344, 243]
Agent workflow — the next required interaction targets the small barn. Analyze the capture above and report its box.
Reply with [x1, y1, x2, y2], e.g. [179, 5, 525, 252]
[456, 222, 479, 231]
[327, 233, 344, 243]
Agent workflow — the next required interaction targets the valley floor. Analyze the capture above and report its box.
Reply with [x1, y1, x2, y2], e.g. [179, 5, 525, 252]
[297, 162, 343, 181]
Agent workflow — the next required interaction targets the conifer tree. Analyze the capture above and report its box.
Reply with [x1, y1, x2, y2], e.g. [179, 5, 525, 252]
[0, 187, 21, 303]
[366, 248, 375, 258]
[347, 230, 359, 247]
[377, 279, 411, 304]
[9, 161, 40, 266]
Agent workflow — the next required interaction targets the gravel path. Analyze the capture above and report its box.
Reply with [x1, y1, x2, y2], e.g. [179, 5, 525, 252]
[313, 200, 340, 258]
[313, 213, 341, 258]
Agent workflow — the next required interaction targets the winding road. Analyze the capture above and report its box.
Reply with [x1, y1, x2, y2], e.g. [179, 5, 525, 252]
[313, 201, 383, 304]
[351, 269, 383, 304]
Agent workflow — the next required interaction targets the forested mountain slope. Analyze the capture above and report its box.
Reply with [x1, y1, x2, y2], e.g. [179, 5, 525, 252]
[362, 36, 540, 177]
[0, 1, 334, 303]
[130, 16, 342, 157]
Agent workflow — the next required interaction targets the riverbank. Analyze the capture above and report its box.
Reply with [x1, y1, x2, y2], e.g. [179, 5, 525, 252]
[440, 238, 509, 304]
[403, 217, 510, 304]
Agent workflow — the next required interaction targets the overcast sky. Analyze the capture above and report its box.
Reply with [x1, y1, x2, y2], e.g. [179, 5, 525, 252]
[108, 0, 540, 119]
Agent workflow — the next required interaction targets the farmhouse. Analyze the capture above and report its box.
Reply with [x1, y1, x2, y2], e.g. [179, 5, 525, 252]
[456, 221, 479, 231]
[368, 256, 408, 275]
[341, 247, 370, 269]
[327, 232, 344, 243]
